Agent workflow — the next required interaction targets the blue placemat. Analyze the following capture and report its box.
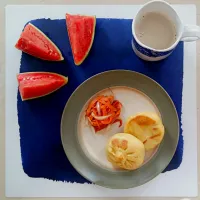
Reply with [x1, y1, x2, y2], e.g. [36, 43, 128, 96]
[17, 18, 183, 183]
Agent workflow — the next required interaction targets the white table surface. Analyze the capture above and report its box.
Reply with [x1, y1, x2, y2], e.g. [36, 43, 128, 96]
[1, 0, 200, 200]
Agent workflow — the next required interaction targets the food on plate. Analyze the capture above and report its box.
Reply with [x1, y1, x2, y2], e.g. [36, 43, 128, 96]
[106, 133, 145, 170]
[85, 95, 122, 132]
[15, 23, 64, 61]
[17, 72, 68, 101]
[124, 112, 165, 151]
[66, 13, 96, 65]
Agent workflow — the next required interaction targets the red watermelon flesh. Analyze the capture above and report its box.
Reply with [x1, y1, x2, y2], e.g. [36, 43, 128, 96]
[17, 72, 68, 101]
[66, 14, 96, 65]
[15, 23, 64, 61]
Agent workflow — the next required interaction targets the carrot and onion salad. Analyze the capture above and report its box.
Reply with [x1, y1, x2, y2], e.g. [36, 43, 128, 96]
[85, 95, 123, 132]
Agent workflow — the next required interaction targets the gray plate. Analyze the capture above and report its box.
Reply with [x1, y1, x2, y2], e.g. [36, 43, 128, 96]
[61, 70, 179, 189]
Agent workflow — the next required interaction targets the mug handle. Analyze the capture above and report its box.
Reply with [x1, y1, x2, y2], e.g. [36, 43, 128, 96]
[181, 25, 200, 42]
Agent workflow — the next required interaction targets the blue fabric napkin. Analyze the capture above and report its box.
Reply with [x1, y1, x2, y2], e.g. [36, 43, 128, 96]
[17, 18, 183, 183]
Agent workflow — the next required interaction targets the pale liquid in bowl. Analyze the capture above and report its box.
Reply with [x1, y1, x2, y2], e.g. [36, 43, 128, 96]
[135, 12, 177, 50]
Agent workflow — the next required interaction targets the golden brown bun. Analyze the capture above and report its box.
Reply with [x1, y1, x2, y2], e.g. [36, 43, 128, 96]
[106, 133, 145, 170]
[124, 112, 165, 151]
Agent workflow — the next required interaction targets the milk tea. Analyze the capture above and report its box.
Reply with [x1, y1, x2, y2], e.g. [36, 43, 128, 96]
[135, 12, 177, 50]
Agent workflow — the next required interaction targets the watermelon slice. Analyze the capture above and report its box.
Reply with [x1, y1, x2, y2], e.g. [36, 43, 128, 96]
[15, 23, 64, 61]
[17, 72, 68, 101]
[66, 14, 96, 65]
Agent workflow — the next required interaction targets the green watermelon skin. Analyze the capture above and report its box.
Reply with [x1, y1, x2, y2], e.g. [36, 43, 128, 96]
[17, 72, 68, 101]
[66, 14, 96, 65]
[15, 23, 64, 61]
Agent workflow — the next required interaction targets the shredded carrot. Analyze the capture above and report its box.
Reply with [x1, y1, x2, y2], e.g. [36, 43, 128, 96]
[86, 95, 122, 132]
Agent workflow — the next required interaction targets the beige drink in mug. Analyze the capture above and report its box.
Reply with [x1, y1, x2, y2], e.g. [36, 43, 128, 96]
[132, 0, 200, 61]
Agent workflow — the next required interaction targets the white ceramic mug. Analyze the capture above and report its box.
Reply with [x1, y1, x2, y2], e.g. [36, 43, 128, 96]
[132, 0, 200, 61]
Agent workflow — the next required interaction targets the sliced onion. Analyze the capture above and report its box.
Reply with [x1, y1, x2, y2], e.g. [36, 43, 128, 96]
[91, 112, 112, 120]
[96, 101, 101, 115]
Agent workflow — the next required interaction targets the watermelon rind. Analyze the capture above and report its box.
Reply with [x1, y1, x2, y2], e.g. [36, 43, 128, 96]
[16, 23, 64, 61]
[66, 14, 96, 66]
[17, 72, 68, 101]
